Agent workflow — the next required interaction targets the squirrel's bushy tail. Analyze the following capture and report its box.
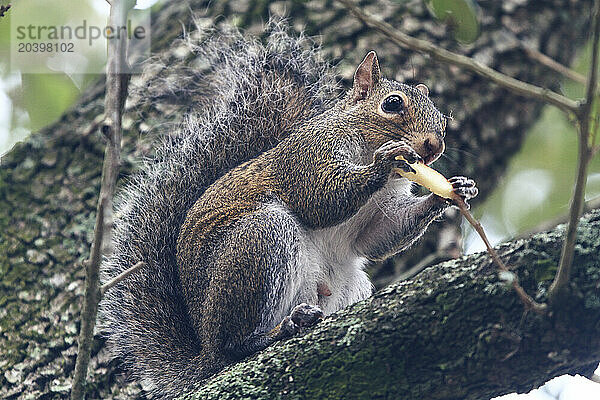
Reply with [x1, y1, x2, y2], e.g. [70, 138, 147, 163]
[99, 21, 338, 398]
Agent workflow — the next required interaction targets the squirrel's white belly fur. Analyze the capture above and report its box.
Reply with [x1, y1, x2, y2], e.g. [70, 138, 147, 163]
[267, 177, 412, 325]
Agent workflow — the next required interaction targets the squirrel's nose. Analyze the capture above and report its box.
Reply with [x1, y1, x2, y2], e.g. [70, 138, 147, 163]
[421, 135, 444, 165]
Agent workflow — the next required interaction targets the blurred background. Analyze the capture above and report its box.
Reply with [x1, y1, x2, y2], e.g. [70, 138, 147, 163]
[0, 0, 156, 153]
[0, 0, 599, 398]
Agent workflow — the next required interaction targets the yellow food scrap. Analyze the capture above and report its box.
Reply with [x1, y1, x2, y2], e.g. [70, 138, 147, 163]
[393, 156, 455, 199]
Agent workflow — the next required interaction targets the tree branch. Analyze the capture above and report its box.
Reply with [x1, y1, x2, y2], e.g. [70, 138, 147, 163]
[100, 261, 145, 296]
[549, 0, 600, 304]
[69, 196, 105, 400]
[502, 20, 586, 85]
[519, 43, 587, 86]
[455, 198, 547, 314]
[70, 1, 133, 398]
[184, 210, 600, 400]
[336, 0, 580, 115]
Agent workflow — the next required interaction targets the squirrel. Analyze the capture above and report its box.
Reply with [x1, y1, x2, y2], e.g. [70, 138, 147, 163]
[99, 22, 477, 399]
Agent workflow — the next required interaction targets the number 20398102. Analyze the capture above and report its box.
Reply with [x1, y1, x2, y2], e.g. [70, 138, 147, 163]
[18, 42, 74, 53]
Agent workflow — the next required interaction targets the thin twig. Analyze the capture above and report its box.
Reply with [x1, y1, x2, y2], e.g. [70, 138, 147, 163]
[592, 115, 600, 149]
[70, 196, 106, 399]
[582, 2, 600, 120]
[336, 0, 580, 115]
[101, 261, 145, 296]
[455, 198, 547, 314]
[501, 25, 586, 85]
[548, 0, 600, 305]
[519, 43, 587, 85]
[70, 1, 133, 399]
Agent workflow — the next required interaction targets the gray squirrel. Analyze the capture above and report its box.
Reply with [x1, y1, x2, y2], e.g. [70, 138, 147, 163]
[100, 22, 477, 399]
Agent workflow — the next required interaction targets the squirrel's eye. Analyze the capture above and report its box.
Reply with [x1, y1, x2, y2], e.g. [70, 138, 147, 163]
[381, 95, 404, 114]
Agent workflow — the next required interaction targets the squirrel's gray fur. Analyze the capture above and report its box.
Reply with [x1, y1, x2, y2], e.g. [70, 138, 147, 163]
[100, 22, 338, 398]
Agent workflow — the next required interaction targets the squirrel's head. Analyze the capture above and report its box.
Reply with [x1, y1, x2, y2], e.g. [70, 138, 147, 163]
[343, 51, 448, 165]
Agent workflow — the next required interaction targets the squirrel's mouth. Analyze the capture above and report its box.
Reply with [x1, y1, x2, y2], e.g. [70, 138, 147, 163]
[423, 152, 442, 165]
[421, 136, 445, 165]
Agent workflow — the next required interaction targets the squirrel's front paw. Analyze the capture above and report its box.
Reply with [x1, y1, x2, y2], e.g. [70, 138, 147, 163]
[448, 176, 478, 208]
[373, 140, 422, 173]
[278, 303, 324, 338]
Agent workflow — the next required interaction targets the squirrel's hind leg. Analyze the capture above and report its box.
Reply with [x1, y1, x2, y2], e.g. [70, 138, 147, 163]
[239, 302, 323, 355]
[200, 201, 322, 363]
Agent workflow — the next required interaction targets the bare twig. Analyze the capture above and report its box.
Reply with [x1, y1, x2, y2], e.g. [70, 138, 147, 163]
[336, 0, 580, 115]
[455, 198, 547, 314]
[69, 196, 106, 399]
[70, 1, 133, 399]
[548, 0, 600, 305]
[101, 261, 145, 296]
[519, 43, 587, 85]
[592, 115, 600, 149]
[501, 24, 586, 85]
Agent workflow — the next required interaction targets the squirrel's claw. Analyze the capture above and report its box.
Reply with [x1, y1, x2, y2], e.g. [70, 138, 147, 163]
[448, 176, 478, 208]
[374, 140, 422, 171]
[396, 160, 416, 174]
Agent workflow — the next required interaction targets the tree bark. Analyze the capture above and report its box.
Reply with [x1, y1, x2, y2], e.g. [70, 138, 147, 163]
[185, 209, 600, 400]
[0, 0, 594, 399]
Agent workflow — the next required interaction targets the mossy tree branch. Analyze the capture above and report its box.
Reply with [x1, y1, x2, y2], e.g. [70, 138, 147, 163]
[183, 210, 600, 400]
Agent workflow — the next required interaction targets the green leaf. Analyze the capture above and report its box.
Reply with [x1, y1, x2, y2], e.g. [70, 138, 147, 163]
[426, 0, 480, 43]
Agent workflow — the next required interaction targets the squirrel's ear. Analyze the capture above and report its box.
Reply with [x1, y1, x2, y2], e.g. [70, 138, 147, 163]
[416, 83, 429, 97]
[351, 51, 381, 104]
